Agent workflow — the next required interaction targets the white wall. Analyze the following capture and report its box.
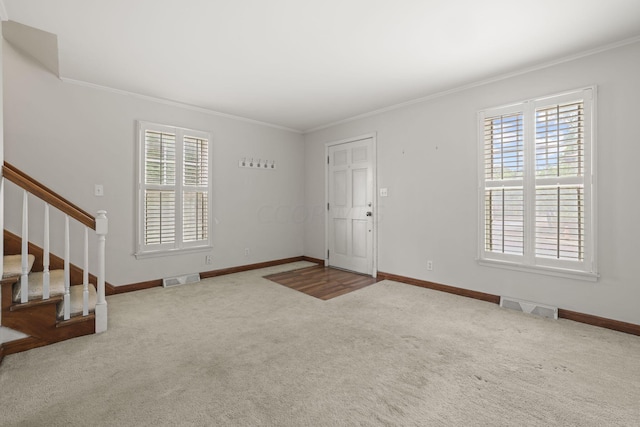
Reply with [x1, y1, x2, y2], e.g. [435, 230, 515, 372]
[3, 40, 305, 286]
[304, 41, 640, 325]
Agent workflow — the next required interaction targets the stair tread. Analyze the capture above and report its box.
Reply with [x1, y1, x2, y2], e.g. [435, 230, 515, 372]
[10, 295, 62, 311]
[13, 270, 66, 302]
[56, 284, 97, 319]
[2, 254, 35, 279]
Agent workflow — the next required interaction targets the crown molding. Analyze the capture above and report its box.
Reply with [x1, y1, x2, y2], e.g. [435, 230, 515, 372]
[304, 35, 640, 134]
[60, 77, 303, 134]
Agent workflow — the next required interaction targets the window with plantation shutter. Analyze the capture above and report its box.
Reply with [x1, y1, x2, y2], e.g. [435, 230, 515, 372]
[478, 88, 597, 279]
[483, 113, 524, 256]
[183, 136, 209, 243]
[534, 102, 584, 262]
[137, 122, 212, 257]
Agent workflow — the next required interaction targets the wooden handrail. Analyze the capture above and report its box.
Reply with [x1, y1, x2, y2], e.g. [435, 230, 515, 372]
[2, 162, 96, 229]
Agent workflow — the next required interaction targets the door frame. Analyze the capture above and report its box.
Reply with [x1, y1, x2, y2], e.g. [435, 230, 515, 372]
[325, 132, 378, 278]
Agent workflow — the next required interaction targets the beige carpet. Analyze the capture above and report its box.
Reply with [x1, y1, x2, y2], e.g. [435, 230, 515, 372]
[1, 261, 639, 426]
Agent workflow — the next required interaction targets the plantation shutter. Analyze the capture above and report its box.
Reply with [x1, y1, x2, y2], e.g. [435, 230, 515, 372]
[138, 122, 211, 256]
[483, 112, 525, 256]
[479, 88, 594, 277]
[484, 188, 524, 255]
[183, 136, 209, 243]
[534, 101, 585, 261]
[144, 130, 176, 245]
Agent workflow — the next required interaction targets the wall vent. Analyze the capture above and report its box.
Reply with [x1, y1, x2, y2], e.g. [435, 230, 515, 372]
[500, 296, 558, 319]
[162, 273, 201, 288]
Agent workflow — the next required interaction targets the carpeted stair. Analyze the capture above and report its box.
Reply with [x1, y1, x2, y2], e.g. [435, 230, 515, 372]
[2, 253, 35, 279]
[4, 254, 97, 319]
[1, 252, 98, 355]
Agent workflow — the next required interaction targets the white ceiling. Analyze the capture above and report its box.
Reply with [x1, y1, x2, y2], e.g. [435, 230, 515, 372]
[3, 0, 640, 132]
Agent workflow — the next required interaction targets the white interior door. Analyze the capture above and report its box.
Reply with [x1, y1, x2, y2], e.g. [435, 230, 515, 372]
[327, 137, 375, 275]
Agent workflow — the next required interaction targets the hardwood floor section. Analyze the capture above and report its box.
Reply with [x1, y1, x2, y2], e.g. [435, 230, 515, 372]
[265, 266, 380, 300]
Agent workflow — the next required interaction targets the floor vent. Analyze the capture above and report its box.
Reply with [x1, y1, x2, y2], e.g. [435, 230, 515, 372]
[500, 296, 558, 319]
[162, 273, 201, 288]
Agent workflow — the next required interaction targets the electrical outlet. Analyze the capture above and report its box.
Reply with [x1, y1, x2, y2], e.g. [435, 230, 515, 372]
[205, 255, 212, 265]
[244, 248, 250, 256]
[427, 260, 433, 271]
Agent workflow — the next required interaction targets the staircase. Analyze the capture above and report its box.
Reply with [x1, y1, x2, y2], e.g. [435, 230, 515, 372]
[1, 253, 97, 352]
[0, 162, 107, 361]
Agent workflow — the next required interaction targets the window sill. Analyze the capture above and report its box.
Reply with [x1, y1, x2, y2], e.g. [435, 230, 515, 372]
[478, 259, 599, 282]
[135, 245, 212, 260]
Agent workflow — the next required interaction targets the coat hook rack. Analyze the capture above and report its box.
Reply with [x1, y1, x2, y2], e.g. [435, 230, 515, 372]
[238, 157, 276, 170]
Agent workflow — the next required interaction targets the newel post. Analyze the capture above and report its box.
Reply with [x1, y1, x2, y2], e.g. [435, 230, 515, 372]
[95, 210, 108, 333]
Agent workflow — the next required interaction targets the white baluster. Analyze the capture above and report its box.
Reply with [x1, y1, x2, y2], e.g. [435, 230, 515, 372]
[43, 204, 50, 299]
[83, 227, 89, 316]
[94, 210, 108, 333]
[63, 215, 70, 320]
[20, 190, 29, 303]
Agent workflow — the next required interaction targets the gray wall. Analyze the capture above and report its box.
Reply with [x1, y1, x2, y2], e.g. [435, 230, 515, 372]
[3, 40, 305, 286]
[304, 41, 640, 325]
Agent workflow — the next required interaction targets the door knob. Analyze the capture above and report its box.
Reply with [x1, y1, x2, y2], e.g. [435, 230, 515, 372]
[366, 211, 372, 217]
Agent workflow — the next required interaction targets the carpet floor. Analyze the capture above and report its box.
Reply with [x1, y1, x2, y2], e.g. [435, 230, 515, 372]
[1, 261, 639, 426]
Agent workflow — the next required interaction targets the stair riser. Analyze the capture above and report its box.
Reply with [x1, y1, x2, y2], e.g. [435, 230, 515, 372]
[1, 321, 96, 356]
[1, 279, 95, 346]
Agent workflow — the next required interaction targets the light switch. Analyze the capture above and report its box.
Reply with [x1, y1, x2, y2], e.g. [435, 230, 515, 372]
[379, 188, 388, 197]
[94, 184, 104, 197]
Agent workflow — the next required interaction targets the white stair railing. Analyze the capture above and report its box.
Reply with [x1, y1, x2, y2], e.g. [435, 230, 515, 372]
[43, 204, 50, 299]
[63, 215, 71, 320]
[82, 227, 89, 316]
[20, 190, 29, 303]
[2, 163, 108, 333]
[95, 210, 108, 333]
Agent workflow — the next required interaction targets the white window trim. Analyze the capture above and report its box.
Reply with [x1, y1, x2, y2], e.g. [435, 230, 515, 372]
[477, 87, 598, 281]
[135, 121, 213, 259]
